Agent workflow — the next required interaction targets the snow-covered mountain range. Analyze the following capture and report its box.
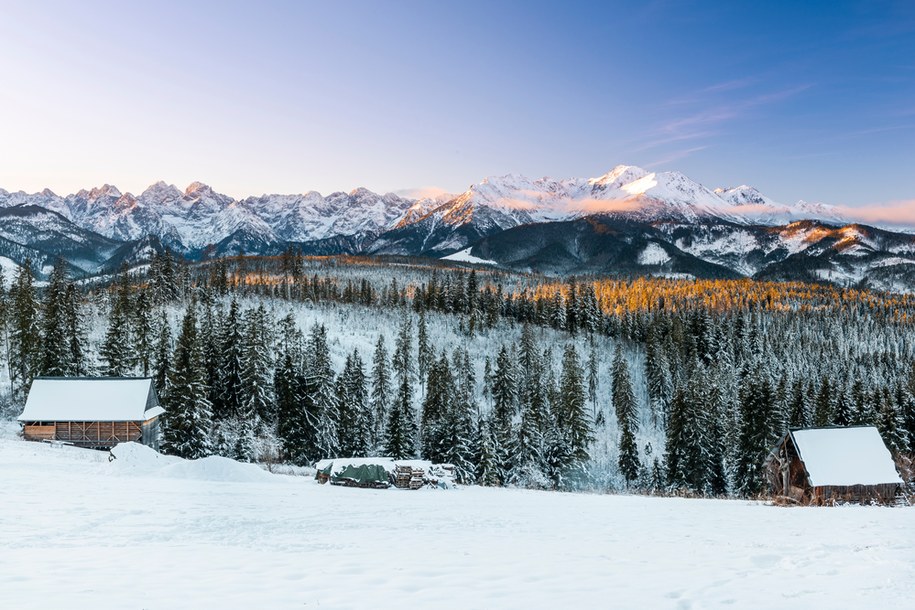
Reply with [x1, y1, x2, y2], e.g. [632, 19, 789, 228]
[2, 165, 915, 292]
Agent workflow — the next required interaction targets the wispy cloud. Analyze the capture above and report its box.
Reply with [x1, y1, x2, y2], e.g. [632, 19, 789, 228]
[645, 146, 708, 168]
[637, 83, 814, 154]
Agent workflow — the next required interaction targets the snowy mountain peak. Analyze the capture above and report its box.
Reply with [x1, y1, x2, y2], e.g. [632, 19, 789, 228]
[88, 184, 121, 199]
[588, 164, 649, 188]
[184, 181, 214, 197]
[715, 185, 776, 208]
[140, 181, 183, 201]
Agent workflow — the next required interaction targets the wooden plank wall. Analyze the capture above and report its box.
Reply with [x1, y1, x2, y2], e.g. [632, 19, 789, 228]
[53, 421, 143, 448]
[23, 425, 56, 441]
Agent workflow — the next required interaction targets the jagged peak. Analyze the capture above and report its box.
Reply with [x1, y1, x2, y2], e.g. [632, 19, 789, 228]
[349, 186, 378, 198]
[184, 181, 214, 197]
[588, 164, 649, 186]
[86, 184, 122, 200]
[140, 181, 182, 200]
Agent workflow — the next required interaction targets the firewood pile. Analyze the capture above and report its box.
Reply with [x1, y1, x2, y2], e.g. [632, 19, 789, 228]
[394, 465, 425, 490]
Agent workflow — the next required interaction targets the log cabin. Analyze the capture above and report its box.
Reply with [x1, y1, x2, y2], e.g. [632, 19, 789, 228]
[18, 377, 165, 451]
[764, 426, 903, 505]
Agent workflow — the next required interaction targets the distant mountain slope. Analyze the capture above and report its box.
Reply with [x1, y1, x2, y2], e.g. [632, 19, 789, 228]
[1, 165, 914, 292]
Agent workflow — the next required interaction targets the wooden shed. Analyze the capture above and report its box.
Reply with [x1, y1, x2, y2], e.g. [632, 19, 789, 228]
[18, 377, 165, 451]
[764, 426, 903, 505]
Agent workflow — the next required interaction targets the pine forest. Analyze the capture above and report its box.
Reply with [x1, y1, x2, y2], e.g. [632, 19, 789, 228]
[3, 251, 915, 497]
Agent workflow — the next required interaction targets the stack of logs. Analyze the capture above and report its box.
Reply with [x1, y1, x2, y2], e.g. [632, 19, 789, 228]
[394, 465, 425, 490]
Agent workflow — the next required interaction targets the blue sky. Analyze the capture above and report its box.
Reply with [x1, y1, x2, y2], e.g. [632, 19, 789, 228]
[0, 0, 912, 207]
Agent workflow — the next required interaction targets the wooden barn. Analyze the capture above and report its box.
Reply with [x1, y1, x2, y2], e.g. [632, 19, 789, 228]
[18, 377, 165, 451]
[764, 426, 903, 505]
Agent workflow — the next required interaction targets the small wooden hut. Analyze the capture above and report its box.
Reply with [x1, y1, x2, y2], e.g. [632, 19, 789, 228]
[18, 377, 165, 451]
[764, 426, 903, 505]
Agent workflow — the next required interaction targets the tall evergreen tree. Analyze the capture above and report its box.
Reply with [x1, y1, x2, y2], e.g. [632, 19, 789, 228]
[558, 343, 593, 472]
[99, 269, 134, 377]
[300, 323, 339, 462]
[337, 349, 371, 456]
[38, 262, 69, 376]
[8, 262, 41, 403]
[370, 334, 391, 451]
[242, 304, 275, 427]
[132, 288, 153, 377]
[733, 366, 775, 496]
[385, 316, 417, 459]
[612, 348, 640, 485]
[216, 298, 245, 420]
[63, 284, 88, 376]
[813, 378, 833, 427]
[161, 303, 213, 458]
[152, 311, 172, 400]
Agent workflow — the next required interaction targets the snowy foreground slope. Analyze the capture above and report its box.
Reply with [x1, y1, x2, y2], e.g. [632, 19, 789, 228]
[1, 435, 913, 610]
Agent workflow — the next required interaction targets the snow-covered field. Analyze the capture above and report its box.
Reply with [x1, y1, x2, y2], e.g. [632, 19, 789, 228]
[1, 431, 913, 609]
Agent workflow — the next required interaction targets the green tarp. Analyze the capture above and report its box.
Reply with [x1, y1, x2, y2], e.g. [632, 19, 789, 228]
[330, 463, 391, 487]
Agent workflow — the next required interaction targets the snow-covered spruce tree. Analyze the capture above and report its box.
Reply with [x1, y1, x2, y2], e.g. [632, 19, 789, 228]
[490, 344, 520, 483]
[215, 298, 245, 421]
[275, 350, 308, 465]
[301, 322, 339, 462]
[787, 378, 810, 428]
[612, 348, 640, 486]
[132, 288, 153, 377]
[587, 336, 599, 420]
[149, 249, 180, 306]
[416, 308, 432, 389]
[733, 365, 775, 497]
[876, 388, 906, 456]
[99, 269, 134, 377]
[695, 362, 729, 496]
[385, 316, 416, 459]
[370, 334, 391, 451]
[241, 303, 275, 428]
[474, 415, 501, 486]
[832, 380, 853, 427]
[664, 383, 703, 493]
[63, 284, 89, 376]
[517, 328, 547, 481]
[420, 351, 454, 463]
[0, 269, 7, 376]
[337, 349, 370, 457]
[198, 294, 223, 416]
[491, 344, 517, 423]
[8, 261, 41, 403]
[645, 330, 673, 428]
[902, 367, 915, 455]
[557, 342, 593, 485]
[152, 311, 172, 402]
[38, 261, 69, 376]
[440, 348, 478, 484]
[813, 378, 833, 427]
[161, 303, 213, 459]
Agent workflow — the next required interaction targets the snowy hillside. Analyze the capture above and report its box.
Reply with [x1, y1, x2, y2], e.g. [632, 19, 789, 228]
[1, 432, 913, 609]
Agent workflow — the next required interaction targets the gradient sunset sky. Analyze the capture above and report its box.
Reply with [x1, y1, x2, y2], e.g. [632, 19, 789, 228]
[0, 0, 912, 207]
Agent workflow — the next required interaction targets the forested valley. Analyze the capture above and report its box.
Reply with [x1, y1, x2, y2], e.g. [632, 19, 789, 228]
[3, 251, 915, 497]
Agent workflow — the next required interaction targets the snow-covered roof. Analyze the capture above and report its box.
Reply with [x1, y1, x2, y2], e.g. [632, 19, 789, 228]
[18, 378, 162, 423]
[790, 427, 903, 487]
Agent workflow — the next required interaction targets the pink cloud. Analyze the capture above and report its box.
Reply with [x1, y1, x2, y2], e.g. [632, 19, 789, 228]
[837, 201, 915, 227]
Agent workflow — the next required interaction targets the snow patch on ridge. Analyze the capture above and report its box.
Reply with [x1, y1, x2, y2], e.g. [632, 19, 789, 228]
[441, 248, 498, 266]
[637, 243, 671, 266]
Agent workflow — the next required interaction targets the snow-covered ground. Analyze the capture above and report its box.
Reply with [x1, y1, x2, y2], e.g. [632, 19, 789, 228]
[1, 431, 913, 609]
